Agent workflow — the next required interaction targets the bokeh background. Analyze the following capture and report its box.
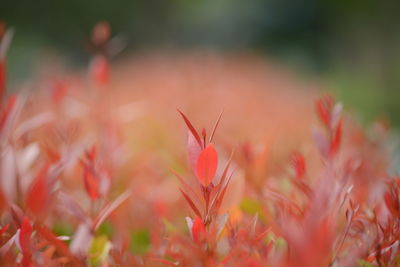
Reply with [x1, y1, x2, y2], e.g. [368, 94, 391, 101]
[1, 0, 400, 126]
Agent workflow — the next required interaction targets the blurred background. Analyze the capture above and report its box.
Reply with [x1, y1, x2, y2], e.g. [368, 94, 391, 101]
[1, 0, 400, 126]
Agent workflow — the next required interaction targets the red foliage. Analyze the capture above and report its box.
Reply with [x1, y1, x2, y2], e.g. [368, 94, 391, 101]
[196, 144, 218, 187]
[191, 217, 206, 244]
[25, 165, 51, 218]
[19, 217, 32, 267]
[290, 151, 306, 179]
[0, 21, 397, 266]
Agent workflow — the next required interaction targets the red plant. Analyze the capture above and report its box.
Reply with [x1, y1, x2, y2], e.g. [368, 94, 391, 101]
[0, 20, 397, 267]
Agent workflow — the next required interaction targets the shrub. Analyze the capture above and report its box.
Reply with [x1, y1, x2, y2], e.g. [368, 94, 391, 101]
[0, 22, 398, 267]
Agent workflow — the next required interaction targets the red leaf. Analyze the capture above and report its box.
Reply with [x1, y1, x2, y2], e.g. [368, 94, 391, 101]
[187, 129, 202, 172]
[90, 55, 110, 85]
[384, 192, 398, 215]
[83, 164, 100, 200]
[50, 79, 69, 105]
[19, 216, 32, 257]
[25, 165, 50, 217]
[196, 144, 218, 187]
[172, 169, 202, 206]
[315, 95, 333, 126]
[0, 224, 9, 235]
[149, 258, 177, 267]
[92, 190, 130, 231]
[35, 223, 76, 262]
[177, 109, 202, 147]
[180, 189, 202, 218]
[330, 119, 342, 156]
[0, 94, 16, 130]
[0, 189, 7, 214]
[291, 151, 306, 179]
[92, 21, 111, 47]
[43, 145, 61, 164]
[191, 217, 206, 244]
[0, 22, 5, 39]
[0, 60, 5, 102]
[209, 110, 223, 143]
[86, 145, 97, 161]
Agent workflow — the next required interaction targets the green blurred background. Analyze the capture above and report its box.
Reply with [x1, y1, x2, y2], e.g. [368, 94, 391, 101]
[1, 0, 400, 126]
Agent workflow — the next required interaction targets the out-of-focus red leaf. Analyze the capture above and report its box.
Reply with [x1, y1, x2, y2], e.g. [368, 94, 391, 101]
[0, 189, 7, 214]
[177, 109, 202, 147]
[19, 217, 32, 267]
[50, 79, 69, 105]
[148, 258, 177, 267]
[86, 146, 97, 161]
[35, 224, 74, 260]
[254, 227, 271, 242]
[179, 189, 202, 218]
[191, 217, 206, 244]
[0, 94, 16, 130]
[25, 164, 50, 217]
[43, 145, 61, 164]
[196, 144, 218, 187]
[0, 224, 9, 236]
[315, 95, 333, 126]
[384, 191, 399, 217]
[92, 21, 111, 47]
[312, 127, 329, 157]
[90, 55, 109, 85]
[92, 190, 130, 231]
[291, 151, 306, 179]
[83, 164, 100, 200]
[0, 22, 5, 40]
[0, 60, 5, 102]
[329, 119, 342, 156]
[57, 192, 90, 224]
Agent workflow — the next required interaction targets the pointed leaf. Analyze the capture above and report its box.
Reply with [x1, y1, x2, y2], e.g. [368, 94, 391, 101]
[209, 110, 223, 143]
[172, 169, 202, 207]
[0, 60, 5, 101]
[83, 164, 100, 200]
[187, 130, 202, 172]
[180, 189, 202, 218]
[92, 190, 130, 231]
[330, 119, 342, 156]
[177, 109, 202, 147]
[35, 224, 74, 259]
[290, 151, 306, 179]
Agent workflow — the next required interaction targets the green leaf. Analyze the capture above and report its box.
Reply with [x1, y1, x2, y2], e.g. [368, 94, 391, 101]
[240, 198, 267, 222]
[52, 223, 73, 245]
[240, 198, 262, 215]
[162, 218, 177, 234]
[53, 223, 73, 236]
[129, 228, 151, 255]
[357, 260, 374, 267]
[96, 221, 114, 238]
[89, 235, 111, 266]
[275, 237, 287, 250]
